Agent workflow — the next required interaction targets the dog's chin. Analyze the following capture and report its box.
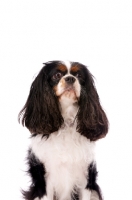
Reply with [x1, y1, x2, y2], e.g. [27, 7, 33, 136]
[59, 88, 79, 103]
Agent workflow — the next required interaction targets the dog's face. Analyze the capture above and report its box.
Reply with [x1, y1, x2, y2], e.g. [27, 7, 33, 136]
[48, 61, 87, 104]
[19, 61, 108, 141]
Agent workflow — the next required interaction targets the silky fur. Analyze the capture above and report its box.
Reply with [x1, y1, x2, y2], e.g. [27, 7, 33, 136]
[19, 60, 108, 200]
[31, 124, 95, 200]
[31, 95, 95, 199]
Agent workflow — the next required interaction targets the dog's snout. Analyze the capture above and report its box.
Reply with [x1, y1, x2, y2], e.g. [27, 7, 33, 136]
[65, 76, 76, 84]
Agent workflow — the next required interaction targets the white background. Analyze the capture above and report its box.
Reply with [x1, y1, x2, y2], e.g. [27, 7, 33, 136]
[0, 0, 132, 199]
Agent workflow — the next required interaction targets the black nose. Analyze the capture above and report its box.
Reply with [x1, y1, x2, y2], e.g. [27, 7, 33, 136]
[65, 76, 76, 84]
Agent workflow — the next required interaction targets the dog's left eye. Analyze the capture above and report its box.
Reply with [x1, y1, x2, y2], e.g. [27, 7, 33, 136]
[75, 73, 81, 78]
[52, 72, 63, 80]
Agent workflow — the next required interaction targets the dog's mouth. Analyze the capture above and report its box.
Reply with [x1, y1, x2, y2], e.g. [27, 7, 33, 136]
[62, 86, 76, 94]
[59, 86, 78, 101]
[65, 86, 75, 92]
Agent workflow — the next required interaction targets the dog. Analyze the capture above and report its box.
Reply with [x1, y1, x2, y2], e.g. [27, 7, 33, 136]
[19, 61, 108, 200]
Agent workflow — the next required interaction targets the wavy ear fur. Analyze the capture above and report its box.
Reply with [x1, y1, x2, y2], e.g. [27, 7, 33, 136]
[18, 65, 63, 135]
[77, 66, 109, 141]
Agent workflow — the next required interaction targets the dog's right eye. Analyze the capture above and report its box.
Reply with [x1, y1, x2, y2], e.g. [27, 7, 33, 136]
[52, 72, 63, 80]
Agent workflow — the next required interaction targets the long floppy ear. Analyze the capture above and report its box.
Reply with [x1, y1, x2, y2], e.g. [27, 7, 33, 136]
[18, 66, 63, 135]
[77, 67, 109, 141]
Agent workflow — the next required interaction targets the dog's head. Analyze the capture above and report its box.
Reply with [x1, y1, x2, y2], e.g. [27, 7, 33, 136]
[19, 61, 108, 141]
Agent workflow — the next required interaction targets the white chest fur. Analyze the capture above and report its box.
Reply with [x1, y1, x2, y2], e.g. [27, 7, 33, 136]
[31, 123, 95, 199]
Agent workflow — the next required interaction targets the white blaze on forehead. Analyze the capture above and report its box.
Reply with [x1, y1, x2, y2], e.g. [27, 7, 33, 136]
[61, 60, 71, 73]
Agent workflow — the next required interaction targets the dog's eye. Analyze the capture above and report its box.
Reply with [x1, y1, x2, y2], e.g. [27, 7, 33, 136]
[75, 73, 81, 78]
[52, 72, 63, 80]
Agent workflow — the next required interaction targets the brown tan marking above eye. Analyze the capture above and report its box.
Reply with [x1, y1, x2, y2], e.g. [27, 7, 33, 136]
[70, 65, 80, 73]
[57, 64, 67, 72]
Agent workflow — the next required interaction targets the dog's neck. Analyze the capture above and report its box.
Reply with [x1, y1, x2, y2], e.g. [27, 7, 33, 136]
[59, 96, 79, 125]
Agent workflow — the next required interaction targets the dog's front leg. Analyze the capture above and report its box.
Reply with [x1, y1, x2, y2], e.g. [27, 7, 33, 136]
[81, 189, 91, 200]
[40, 178, 54, 200]
[40, 196, 48, 200]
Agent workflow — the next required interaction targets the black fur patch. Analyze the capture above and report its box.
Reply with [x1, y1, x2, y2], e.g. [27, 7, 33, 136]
[22, 149, 46, 200]
[86, 162, 103, 200]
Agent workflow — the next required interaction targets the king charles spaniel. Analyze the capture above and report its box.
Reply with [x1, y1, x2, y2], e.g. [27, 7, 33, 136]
[19, 61, 108, 200]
